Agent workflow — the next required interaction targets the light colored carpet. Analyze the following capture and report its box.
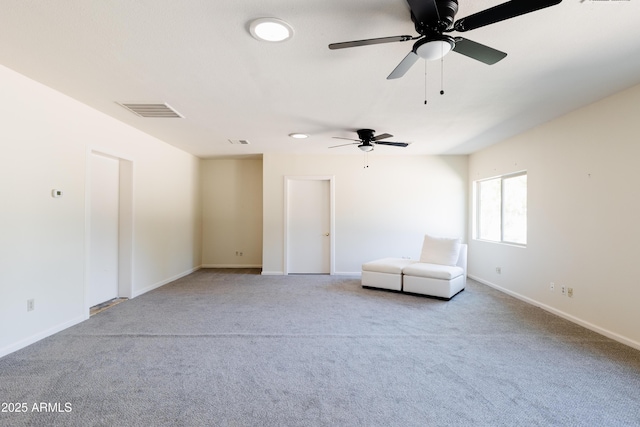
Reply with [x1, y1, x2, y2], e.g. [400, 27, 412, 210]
[1, 269, 639, 426]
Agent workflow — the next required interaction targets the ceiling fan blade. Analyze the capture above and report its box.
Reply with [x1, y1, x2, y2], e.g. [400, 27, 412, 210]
[452, 37, 507, 65]
[374, 141, 410, 147]
[387, 51, 419, 80]
[372, 133, 393, 141]
[453, 0, 562, 32]
[406, 0, 439, 24]
[332, 136, 360, 142]
[329, 142, 359, 148]
[329, 35, 413, 50]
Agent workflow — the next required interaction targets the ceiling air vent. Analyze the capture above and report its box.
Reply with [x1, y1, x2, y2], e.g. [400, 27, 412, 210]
[119, 103, 183, 118]
[228, 139, 250, 145]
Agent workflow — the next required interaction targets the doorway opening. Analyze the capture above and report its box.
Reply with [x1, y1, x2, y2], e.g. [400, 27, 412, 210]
[86, 151, 133, 313]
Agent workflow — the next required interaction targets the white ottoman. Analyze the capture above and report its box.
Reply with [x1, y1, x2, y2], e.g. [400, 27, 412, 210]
[402, 263, 465, 300]
[361, 258, 416, 291]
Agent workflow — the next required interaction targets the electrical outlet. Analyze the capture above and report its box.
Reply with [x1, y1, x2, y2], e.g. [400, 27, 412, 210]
[550, 282, 555, 291]
[27, 299, 35, 312]
[561, 285, 566, 296]
[568, 287, 574, 298]
[495, 267, 502, 274]
[235, 251, 244, 256]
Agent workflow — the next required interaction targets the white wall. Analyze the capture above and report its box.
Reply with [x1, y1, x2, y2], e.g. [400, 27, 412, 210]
[262, 154, 468, 274]
[468, 83, 640, 349]
[0, 65, 201, 357]
[201, 158, 263, 267]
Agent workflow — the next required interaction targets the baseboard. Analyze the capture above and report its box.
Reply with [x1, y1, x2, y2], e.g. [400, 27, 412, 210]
[132, 266, 201, 298]
[261, 271, 361, 276]
[469, 274, 640, 351]
[202, 264, 262, 269]
[0, 314, 87, 359]
[261, 271, 284, 276]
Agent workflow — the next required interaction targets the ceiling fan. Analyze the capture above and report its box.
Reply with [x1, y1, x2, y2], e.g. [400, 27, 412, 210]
[330, 129, 410, 152]
[329, 0, 562, 79]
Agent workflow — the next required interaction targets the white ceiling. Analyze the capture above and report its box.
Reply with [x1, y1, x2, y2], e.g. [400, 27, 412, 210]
[2, 1, 640, 158]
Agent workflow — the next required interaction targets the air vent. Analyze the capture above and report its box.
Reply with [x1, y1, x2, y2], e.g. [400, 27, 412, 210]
[119, 103, 183, 118]
[228, 139, 250, 145]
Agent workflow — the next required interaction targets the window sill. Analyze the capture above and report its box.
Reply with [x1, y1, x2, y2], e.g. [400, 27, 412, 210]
[473, 238, 527, 249]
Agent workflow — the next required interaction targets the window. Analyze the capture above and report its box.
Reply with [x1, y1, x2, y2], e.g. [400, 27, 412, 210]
[475, 172, 527, 245]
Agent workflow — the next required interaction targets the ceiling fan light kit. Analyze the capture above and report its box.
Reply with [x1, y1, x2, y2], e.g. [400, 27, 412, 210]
[414, 35, 454, 60]
[249, 18, 293, 42]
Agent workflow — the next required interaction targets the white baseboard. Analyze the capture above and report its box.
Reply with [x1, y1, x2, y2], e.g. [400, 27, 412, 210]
[202, 264, 262, 269]
[0, 314, 87, 359]
[468, 274, 640, 351]
[132, 266, 201, 298]
[261, 271, 361, 276]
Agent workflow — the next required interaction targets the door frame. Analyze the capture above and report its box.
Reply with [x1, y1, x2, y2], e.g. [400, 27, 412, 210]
[84, 149, 134, 314]
[283, 175, 335, 275]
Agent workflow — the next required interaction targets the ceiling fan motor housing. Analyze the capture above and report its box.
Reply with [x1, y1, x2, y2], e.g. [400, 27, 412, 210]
[356, 128, 376, 142]
[412, 0, 459, 34]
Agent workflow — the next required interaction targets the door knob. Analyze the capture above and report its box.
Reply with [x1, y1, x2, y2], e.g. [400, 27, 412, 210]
[324, 233, 330, 236]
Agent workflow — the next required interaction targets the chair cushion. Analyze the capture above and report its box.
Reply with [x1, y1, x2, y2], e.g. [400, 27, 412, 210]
[419, 234, 461, 266]
[402, 262, 464, 280]
[362, 258, 416, 274]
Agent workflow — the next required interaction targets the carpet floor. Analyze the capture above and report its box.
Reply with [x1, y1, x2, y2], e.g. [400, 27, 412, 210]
[1, 269, 639, 426]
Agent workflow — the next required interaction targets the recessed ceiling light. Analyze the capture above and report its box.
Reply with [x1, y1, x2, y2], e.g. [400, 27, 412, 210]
[249, 18, 294, 42]
[289, 133, 308, 139]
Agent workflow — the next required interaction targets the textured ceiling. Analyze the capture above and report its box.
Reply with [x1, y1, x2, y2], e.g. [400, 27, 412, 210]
[2, 1, 639, 158]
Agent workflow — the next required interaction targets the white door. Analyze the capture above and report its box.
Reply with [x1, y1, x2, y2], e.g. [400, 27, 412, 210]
[89, 153, 120, 306]
[287, 179, 331, 274]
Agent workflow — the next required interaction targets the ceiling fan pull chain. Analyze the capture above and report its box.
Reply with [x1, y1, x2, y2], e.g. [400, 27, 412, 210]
[424, 60, 428, 105]
[440, 47, 445, 95]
